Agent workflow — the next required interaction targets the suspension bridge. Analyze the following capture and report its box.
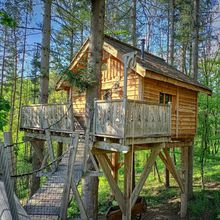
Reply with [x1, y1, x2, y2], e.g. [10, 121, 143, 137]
[0, 104, 99, 220]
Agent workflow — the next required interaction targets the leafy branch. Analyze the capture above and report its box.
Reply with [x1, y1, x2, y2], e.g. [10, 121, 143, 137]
[0, 10, 16, 28]
[0, 96, 10, 131]
[62, 68, 97, 92]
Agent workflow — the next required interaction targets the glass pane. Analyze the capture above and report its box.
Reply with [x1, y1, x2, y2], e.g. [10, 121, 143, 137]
[160, 93, 164, 104]
[169, 95, 172, 102]
[165, 94, 169, 104]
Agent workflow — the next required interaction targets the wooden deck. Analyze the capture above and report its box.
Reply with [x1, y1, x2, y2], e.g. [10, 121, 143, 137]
[20, 100, 171, 146]
[24, 141, 85, 219]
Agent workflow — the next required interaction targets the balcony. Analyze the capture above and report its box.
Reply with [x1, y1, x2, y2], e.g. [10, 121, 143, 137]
[20, 100, 171, 144]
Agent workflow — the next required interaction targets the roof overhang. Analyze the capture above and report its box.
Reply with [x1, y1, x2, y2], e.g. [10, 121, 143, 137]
[56, 36, 212, 95]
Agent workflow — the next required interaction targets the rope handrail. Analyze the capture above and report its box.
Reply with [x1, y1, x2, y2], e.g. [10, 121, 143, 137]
[10, 148, 70, 178]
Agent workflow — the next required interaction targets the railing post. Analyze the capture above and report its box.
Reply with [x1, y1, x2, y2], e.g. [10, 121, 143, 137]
[122, 52, 137, 143]
[0, 142, 19, 220]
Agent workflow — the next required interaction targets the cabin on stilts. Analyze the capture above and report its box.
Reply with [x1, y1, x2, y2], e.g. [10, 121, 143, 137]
[20, 35, 211, 219]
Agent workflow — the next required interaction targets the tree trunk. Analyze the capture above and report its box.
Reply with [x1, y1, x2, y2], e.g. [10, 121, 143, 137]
[82, 1, 105, 219]
[192, 0, 199, 80]
[169, 0, 175, 66]
[131, 0, 137, 47]
[40, 0, 52, 104]
[0, 28, 7, 97]
[16, 9, 28, 143]
[9, 29, 18, 133]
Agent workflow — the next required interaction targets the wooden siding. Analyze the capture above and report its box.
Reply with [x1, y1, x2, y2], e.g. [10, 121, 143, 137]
[143, 77, 197, 139]
[71, 56, 141, 115]
[72, 90, 86, 115]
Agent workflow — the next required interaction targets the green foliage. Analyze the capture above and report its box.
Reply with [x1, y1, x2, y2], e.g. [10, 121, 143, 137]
[0, 96, 10, 131]
[0, 10, 16, 27]
[63, 68, 96, 92]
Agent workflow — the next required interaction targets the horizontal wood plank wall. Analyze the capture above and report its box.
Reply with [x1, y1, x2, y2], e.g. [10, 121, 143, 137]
[143, 77, 197, 139]
[101, 57, 140, 100]
[178, 87, 197, 138]
[72, 90, 86, 115]
[71, 56, 140, 115]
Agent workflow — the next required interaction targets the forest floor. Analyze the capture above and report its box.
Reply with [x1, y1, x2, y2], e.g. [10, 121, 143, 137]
[141, 182, 220, 220]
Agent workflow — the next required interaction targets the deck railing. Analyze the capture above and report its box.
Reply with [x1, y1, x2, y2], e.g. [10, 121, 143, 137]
[20, 103, 75, 132]
[20, 100, 171, 139]
[94, 99, 171, 139]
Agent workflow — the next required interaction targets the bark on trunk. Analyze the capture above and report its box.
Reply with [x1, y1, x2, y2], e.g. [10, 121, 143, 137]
[169, 0, 175, 66]
[131, 0, 137, 47]
[192, 0, 199, 80]
[82, 1, 105, 219]
[40, 0, 52, 104]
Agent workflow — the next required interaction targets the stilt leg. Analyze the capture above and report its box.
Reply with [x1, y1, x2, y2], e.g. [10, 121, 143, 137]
[180, 147, 189, 218]
[123, 150, 132, 220]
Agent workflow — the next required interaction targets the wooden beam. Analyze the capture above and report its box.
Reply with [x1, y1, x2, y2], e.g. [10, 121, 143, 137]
[112, 152, 119, 183]
[176, 87, 180, 138]
[123, 150, 133, 220]
[188, 143, 193, 199]
[60, 134, 79, 220]
[165, 141, 193, 148]
[162, 148, 184, 192]
[131, 144, 163, 207]
[95, 153, 125, 213]
[71, 178, 88, 220]
[180, 147, 189, 218]
[159, 152, 183, 192]
[104, 154, 114, 171]
[125, 136, 170, 146]
[94, 141, 129, 153]
[45, 128, 57, 172]
[24, 132, 73, 144]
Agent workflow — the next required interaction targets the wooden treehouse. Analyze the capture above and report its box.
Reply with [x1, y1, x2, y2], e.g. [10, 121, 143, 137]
[20, 35, 211, 220]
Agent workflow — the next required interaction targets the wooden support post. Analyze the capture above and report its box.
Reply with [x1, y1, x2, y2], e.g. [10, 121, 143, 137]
[112, 152, 119, 183]
[123, 150, 133, 220]
[4, 132, 13, 174]
[131, 144, 163, 208]
[180, 146, 189, 218]
[0, 142, 19, 220]
[161, 149, 184, 192]
[60, 134, 80, 220]
[45, 126, 57, 172]
[71, 178, 88, 220]
[96, 153, 125, 213]
[57, 142, 63, 164]
[188, 143, 193, 199]
[30, 140, 44, 196]
[164, 148, 170, 188]
[4, 132, 15, 187]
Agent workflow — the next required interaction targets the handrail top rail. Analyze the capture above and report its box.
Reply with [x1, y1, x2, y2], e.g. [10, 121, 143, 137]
[21, 103, 70, 108]
[95, 99, 171, 107]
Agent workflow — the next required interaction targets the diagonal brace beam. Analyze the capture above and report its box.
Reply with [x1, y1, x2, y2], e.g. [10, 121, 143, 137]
[131, 144, 163, 208]
[162, 148, 184, 192]
[96, 153, 125, 213]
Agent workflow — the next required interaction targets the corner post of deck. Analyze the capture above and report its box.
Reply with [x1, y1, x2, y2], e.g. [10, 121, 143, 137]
[123, 149, 133, 220]
[0, 142, 19, 220]
[180, 146, 189, 218]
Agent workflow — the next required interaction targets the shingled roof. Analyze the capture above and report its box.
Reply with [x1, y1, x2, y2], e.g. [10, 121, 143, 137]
[56, 35, 211, 94]
[104, 35, 211, 94]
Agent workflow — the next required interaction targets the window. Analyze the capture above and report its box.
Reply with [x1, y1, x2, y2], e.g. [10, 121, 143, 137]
[102, 89, 112, 100]
[159, 92, 172, 104]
